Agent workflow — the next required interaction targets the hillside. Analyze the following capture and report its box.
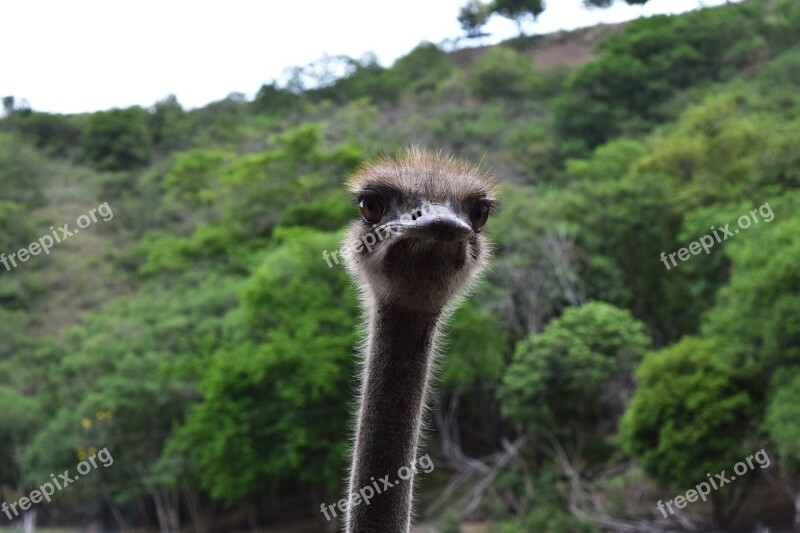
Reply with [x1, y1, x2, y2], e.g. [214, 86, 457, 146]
[452, 22, 623, 69]
[1, 0, 800, 531]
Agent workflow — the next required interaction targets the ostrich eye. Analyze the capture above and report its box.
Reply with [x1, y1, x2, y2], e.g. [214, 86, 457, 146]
[359, 193, 385, 224]
[470, 201, 490, 231]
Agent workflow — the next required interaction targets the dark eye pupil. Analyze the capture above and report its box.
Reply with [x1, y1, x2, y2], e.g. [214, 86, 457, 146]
[360, 196, 384, 223]
[470, 203, 490, 230]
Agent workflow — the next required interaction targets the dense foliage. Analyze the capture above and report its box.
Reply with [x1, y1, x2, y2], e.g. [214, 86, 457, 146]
[1, 1, 798, 530]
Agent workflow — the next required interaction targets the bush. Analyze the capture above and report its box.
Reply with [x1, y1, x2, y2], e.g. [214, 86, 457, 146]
[506, 123, 560, 183]
[393, 42, 455, 95]
[764, 0, 800, 54]
[0, 133, 47, 206]
[5, 112, 84, 158]
[500, 301, 650, 449]
[169, 228, 359, 503]
[82, 107, 152, 171]
[252, 82, 300, 114]
[470, 47, 544, 101]
[701, 194, 800, 373]
[149, 95, 189, 151]
[555, 2, 767, 147]
[765, 369, 800, 473]
[619, 337, 756, 527]
[309, 54, 403, 105]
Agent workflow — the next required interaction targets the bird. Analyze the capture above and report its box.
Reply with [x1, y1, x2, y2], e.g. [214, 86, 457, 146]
[341, 147, 498, 532]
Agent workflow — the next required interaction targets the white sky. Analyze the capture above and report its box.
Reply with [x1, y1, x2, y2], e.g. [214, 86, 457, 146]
[1, 0, 736, 114]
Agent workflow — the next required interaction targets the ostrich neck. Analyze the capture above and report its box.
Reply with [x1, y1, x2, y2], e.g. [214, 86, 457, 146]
[346, 301, 442, 533]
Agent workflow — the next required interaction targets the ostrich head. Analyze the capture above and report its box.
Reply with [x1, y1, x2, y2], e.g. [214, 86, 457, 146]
[343, 148, 498, 313]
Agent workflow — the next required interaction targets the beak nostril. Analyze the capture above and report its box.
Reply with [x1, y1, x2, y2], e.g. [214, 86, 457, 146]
[425, 221, 468, 242]
[412, 209, 472, 242]
[389, 204, 473, 242]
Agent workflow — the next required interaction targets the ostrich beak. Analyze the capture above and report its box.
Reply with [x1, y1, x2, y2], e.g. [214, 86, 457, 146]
[406, 204, 472, 243]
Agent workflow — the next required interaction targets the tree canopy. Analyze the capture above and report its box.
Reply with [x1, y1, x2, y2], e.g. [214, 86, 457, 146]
[1, 1, 799, 529]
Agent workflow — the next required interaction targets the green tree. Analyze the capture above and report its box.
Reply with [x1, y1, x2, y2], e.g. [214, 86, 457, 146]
[82, 107, 152, 170]
[0, 386, 42, 494]
[765, 371, 800, 472]
[440, 301, 507, 388]
[702, 193, 800, 375]
[619, 337, 756, 527]
[554, 2, 766, 148]
[764, 369, 800, 528]
[458, 0, 493, 38]
[218, 125, 362, 238]
[469, 47, 544, 100]
[168, 228, 358, 505]
[0, 132, 47, 206]
[764, 0, 800, 53]
[458, 0, 650, 37]
[4, 111, 84, 157]
[22, 269, 244, 528]
[161, 149, 234, 207]
[492, 0, 544, 32]
[312, 54, 403, 104]
[149, 94, 189, 151]
[637, 94, 773, 209]
[252, 82, 300, 114]
[559, 146, 690, 340]
[393, 42, 455, 95]
[500, 301, 650, 453]
[1, 96, 14, 115]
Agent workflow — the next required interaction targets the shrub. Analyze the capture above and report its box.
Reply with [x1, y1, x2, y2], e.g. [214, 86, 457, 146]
[555, 2, 767, 148]
[469, 47, 544, 101]
[393, 42, 455, 95]
[6, 112, 84, 158]
[619, 337, 756, 527]
[500, 301, 650, 448]
[82, 107, 152, 171]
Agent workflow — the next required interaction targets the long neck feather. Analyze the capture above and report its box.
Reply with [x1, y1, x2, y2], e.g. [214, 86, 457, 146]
[346, 301, 441, 533]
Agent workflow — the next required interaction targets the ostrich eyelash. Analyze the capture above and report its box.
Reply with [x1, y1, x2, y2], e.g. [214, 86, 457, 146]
[353, 188, 394, 205]
[473, 198, 501, 216]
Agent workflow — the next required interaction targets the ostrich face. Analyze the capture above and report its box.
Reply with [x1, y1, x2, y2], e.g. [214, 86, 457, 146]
[343, 149, 498, 312]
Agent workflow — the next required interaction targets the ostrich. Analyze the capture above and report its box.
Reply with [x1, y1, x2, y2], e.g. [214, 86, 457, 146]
[342, 148, 498, 532]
